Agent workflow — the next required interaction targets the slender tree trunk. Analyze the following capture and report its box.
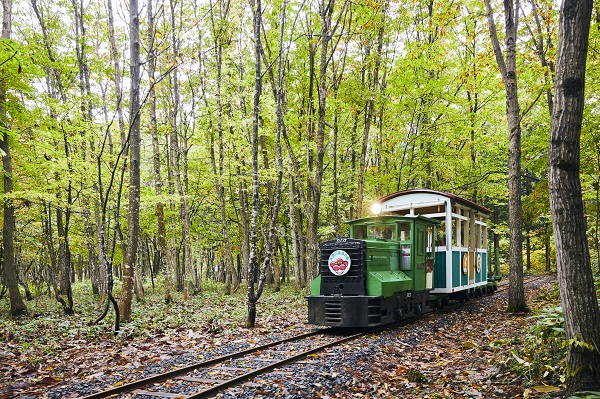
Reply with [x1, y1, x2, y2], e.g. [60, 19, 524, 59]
[246, 0, 263, 326]
[484, 0, 526, 312]
[93, 194, 120, 332]
[545, 229, 551, 272]
[32, 0, 77, 315]
[71, 0, 100, 295]
[133, 245, 144, 300]
[527, 0, 554, 115]
[330, 29, 350, 232]
[356, 1, 386, 217]
[107, 0, 126, 144]
[168, 0, 191, 301]
[288, 173, 304, 287]
[120, 0, 141, 322]
[56, 205, 74, 315]
[147, 0, 172, 303]
[525, 232, 530, 270]
[246, 0, 286, 327]
[0, 0, 27, 316]
[305, 0, 340, 284]
[209, 0, 238, 294]
[548, 0, 600, 392]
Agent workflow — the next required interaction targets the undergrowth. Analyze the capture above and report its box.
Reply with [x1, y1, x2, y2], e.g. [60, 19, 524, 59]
[0, 276, 307, 352]
[508, 276, 600, 392]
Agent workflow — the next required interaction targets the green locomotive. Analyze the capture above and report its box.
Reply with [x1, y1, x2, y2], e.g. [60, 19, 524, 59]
[307, 189, 498, 327]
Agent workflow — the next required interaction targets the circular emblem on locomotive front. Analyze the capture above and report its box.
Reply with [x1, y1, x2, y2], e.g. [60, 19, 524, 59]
[328, 250, 351, 276]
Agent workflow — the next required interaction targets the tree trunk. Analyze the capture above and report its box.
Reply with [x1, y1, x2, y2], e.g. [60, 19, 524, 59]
[93, 194, 120, 332]
[120, 0, 141, 322]
[56, 206, 74, 315]
[356, 1, 387, 218]
[134, 245, 144, 300]
[208, 0, 238, 294]
[525, 232, 530, 270]
[548, 0, 600, 392]
[304, 0, 341, 284]
[1, 0, 27, 317]
[246, 0, 264, 328]
[545, 229, 550, 273]
[288, 174, 304, 288]
[147, 0, 172, 303]
[246, 0, 285, 327]
[71, 0, 100, 296]
[484, 0, 526, 312]
[107, 0, 126, 144]
[169, 0, 191, 301]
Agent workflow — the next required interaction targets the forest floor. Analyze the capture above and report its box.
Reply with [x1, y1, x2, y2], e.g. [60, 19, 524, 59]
[0, 274, 568, 399]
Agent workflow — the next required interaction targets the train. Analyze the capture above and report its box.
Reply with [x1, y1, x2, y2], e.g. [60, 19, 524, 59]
[307, 189, 500, 327]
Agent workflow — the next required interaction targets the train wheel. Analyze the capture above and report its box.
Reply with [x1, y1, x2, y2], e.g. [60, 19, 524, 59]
[437, 299, 445, 310]
[394, 308, 404, 320]
[414, 304, 422, 315]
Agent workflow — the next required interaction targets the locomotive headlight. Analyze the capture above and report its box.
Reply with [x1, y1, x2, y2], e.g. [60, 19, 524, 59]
[371, 203, 382, 216]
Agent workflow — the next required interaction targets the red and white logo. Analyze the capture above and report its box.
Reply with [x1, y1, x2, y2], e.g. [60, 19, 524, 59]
[328, 250, 351, 276]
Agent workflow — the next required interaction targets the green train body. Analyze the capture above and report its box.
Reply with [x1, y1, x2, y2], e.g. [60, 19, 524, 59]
[307, 189, 499, 327]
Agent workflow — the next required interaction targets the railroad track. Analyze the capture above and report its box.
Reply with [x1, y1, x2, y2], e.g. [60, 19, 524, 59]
[79, 274, 550, 399]
[79, 325, 388, 399]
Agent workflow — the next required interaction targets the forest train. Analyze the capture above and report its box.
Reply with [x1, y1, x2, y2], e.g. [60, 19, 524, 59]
[307, 189, 500, 327]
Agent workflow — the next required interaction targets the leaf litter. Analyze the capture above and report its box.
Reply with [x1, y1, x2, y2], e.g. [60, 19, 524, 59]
[1, 276, 561, 399]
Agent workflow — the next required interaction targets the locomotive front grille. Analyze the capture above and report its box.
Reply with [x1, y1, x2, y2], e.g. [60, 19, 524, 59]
[320, 239, 365, 278]
[324, 300, 342, 323]
[367, 297, 382, 325]
[320, 238, 367, 296]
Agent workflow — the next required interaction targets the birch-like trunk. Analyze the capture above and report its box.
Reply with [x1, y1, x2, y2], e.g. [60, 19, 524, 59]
[120, 0, 141, 322]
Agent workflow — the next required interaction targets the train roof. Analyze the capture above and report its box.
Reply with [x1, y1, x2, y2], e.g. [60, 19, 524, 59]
[374, 189, 492, 215]
[347, 214, 441, 225]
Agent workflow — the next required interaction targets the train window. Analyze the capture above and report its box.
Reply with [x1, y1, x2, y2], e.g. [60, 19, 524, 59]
[436, 222, 446, 246]
[368, 225, 395, 240]
[353, 225, 367, 239]
[398, 222, 411, 241]
[400, 244, 411, 270]
[451, 219, 457, 246]
[427, 226, 435, 272]
[427, 226, 434, 251]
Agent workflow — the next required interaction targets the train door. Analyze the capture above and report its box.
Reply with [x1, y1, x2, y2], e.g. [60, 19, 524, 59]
[426, 225, 434, 290]
[398, 221, 412, 287]
[469, 211, 476, 284]
[414, 222, 428, 291]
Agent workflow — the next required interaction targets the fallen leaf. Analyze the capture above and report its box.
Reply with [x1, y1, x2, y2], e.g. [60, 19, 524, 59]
[532, 385, 560, 393]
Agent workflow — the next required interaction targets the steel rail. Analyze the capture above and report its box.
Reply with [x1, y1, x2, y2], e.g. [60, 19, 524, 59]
[79, 328, 328, 399]
[184, 326, 388, 399]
